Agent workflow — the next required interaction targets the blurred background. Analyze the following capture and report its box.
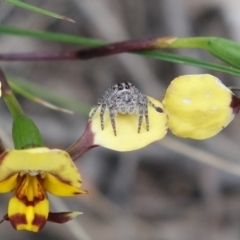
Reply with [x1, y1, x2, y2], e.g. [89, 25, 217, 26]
[1, 0, 240, 239]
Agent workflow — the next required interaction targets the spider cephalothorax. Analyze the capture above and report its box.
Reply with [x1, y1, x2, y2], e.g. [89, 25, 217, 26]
[89, 82, 162, 136]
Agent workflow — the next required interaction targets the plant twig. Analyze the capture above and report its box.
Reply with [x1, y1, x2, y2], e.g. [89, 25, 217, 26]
[0, 38, 163, 61]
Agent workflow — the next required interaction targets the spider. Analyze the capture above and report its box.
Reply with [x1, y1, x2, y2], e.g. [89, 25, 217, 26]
[89, 82, 163, 136]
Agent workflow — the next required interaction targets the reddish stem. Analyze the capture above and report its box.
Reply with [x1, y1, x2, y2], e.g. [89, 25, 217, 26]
[67, 122, 98, 161]
[0, 38, 159, 61]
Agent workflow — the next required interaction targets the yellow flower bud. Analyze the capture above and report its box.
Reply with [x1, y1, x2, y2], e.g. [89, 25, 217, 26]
[162, 74, 235, 139]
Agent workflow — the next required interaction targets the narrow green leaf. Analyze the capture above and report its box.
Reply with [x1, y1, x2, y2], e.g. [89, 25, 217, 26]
[3, 0, 75, 22]
[7, 75, 91, 115]
[8, 80, 74, 114]
[158, 37, 240, 70]
[140, 50, 240, 77]
[0, 26, 105, 45]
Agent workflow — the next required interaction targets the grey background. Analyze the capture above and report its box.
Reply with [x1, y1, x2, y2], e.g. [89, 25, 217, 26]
[1, 0, 240, 239]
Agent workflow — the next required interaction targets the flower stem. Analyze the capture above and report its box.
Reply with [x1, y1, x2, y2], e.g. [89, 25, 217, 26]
[67, 122, 98, 161]
[0, 38, 161, 61]
[0, 68, 44, 149]
[0, 68, 24, 119]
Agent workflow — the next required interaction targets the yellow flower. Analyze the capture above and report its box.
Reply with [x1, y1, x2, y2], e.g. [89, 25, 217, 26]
[89, 96, 168, 151]
[0, 147, 86, 232]
[68, 97, 168, 159]
[162, 74, 235, 139]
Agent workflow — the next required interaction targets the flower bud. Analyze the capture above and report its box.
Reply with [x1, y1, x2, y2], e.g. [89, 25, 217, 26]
[12, 114, 44, 149]
[204, 38, 240, 69]
[162, 74, 235, 139]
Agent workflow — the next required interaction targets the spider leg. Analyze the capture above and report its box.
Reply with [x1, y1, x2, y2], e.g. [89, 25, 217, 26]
[89, 105, 99, 119]
[138, 105, 144, 133]
[149, 100, 163, 113]
[144, 104, 149, 131]
[100, 104, 107, 130]
[109, 106, 117, 136]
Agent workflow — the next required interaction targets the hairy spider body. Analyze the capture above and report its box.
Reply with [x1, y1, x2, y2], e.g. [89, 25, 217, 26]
[89, 82, 161, 136]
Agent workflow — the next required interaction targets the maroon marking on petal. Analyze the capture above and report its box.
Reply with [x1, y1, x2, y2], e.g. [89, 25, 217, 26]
[74, 191, 80, 195]
[32, 214, 47, 231]
[9, 214, 27, 229]
[48, 212, 76, 224]
[19, 196, 45, 206]
[230, 95, 240, 114]
[63, 152, 70, 158]
[50, 173, 72, 186]
[74, 189, 88, 195]
[16, 176, 45, 206]
[0, 151, 9, 165]
[84, 121, 98, 148]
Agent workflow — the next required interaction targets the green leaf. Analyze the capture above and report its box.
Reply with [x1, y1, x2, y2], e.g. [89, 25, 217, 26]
[160, 37, 240, 70]
[8, 80, 74, 114]
[140, 50, 240, 77]
[0, 26, 105, 45]
[7, 75, 91, 115]
[3, 0, 75, 22]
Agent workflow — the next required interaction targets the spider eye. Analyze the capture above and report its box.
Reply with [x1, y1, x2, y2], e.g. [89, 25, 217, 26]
[112, 84, 118, 90]
[118, 83, 124, 90]
[125, 83, 130, 89]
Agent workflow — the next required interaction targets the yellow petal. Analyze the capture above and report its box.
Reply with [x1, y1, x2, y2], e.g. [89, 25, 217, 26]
[162, 74, 234, 139]
[0, 173, 18, 193]
[90, 97, 168, 151]
[8, 175, 49, 232]
[0, 148, 82, 190]
[42, 173, 87, 196]
[8, 196, 48, 232]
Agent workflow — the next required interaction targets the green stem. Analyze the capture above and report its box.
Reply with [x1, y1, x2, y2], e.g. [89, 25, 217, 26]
[158, 37, 240, 69]
[3, 92, 24, 119]
[0, 69, 24, 118]
[163, 37, 210, 49]
[0, 68, 44, 149]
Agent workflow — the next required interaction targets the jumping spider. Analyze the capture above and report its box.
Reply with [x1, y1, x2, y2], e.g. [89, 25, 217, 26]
[89, 82, 163, 136]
